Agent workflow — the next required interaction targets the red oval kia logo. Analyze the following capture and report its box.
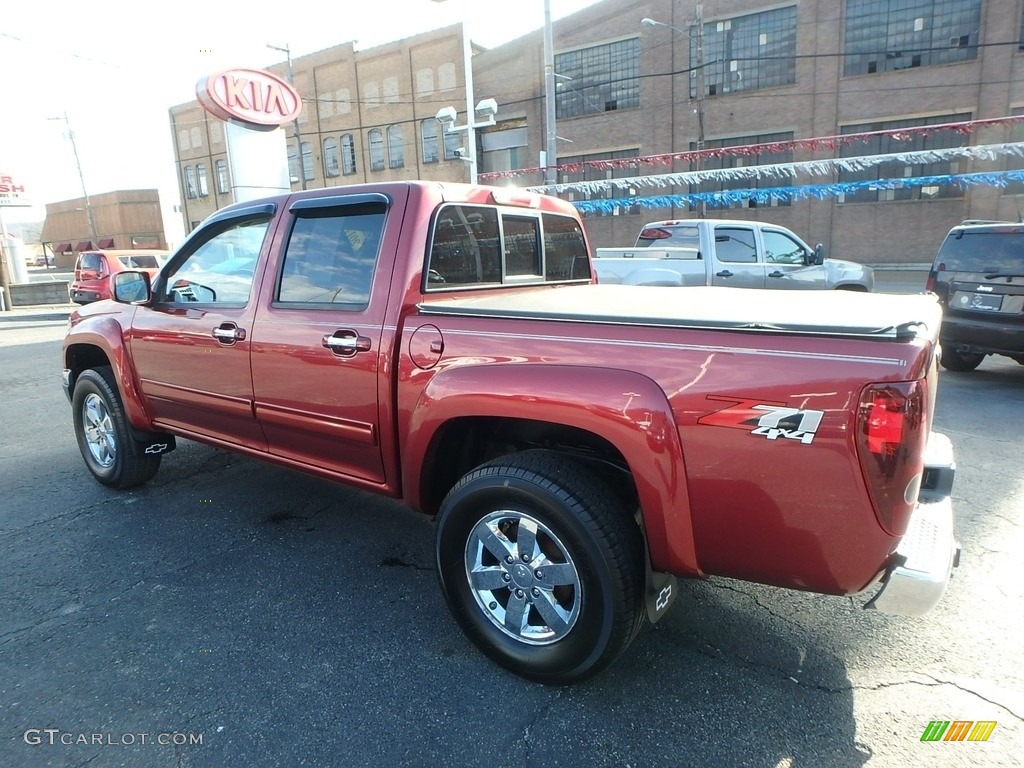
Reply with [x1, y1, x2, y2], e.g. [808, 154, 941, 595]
[196, 68, 302, 130]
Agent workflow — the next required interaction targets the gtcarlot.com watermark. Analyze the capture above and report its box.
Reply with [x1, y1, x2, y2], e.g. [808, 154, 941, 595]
[24, 728, 203, 747]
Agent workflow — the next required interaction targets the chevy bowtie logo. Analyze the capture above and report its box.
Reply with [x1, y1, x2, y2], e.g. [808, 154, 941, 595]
[144, 443, 169, 455]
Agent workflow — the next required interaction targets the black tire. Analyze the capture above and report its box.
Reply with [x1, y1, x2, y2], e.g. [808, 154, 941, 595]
[72, 366, 161, 488]
[435, 450, 645, 684]
[939, 346, 984, 372]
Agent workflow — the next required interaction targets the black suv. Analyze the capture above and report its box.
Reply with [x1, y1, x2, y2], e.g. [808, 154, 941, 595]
[928, 222, 1024, 371]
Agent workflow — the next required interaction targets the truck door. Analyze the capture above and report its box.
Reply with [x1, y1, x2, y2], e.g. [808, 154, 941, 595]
[709, 225, 765, 288]
[762, 228, 823, 289]
[248, 192, 402, 485]
[128, 207, 274, 451]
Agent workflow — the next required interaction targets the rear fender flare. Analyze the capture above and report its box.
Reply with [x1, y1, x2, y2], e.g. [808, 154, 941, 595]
[404, 364, 701, 576]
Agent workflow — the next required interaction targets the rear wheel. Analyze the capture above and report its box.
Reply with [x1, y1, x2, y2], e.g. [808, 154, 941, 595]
[939, 346, 984, 372]
[435, 450, 645, 684]
[72, 366, 161, 488]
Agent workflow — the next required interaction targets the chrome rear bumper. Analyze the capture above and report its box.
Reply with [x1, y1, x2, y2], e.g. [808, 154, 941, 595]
[867, 432, 960, 616]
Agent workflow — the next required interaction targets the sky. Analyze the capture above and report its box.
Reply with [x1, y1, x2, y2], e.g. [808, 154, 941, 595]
[0, 0, 601, 241]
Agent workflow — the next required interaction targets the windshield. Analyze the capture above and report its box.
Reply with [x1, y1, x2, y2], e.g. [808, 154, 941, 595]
[936, 230, 1024, 274]
[117, 254, 162, 269]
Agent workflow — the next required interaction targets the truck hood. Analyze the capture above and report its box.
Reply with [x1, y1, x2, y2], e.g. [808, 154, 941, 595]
[420, 284, 941, 342]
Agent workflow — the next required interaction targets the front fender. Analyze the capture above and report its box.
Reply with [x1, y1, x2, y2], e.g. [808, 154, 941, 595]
[63, 312, 152, 431]
[403, 364, 701, 577]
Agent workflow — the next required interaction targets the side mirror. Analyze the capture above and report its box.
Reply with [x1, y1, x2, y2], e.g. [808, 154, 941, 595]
[813, 243, 825, 266]
[112, 270, 152, 304]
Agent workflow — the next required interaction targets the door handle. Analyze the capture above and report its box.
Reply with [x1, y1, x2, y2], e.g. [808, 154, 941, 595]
[212, 323, 246, 343]
[716, 270, 734, 278]
[768, 271, 784, 278]
[322, 331, 372, 356]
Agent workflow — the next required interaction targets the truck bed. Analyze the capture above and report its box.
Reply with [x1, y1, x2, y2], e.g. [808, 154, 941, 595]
[419, 284, 940, 341]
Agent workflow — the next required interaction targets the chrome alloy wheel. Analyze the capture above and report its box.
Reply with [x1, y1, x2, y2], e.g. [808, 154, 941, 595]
[82, 393, 117, 468]
[465, 510, 582, 645]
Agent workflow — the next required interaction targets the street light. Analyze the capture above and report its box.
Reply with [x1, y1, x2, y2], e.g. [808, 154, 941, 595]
[435, 98, 498, 183]
[642, 9, 707, 215]
[267, 42, 307, 190]
[48, 112, 100, 246]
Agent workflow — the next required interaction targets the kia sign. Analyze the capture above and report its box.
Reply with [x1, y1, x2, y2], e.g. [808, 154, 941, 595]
[0, 173, 31, 207]
[196, 68, 302, 131]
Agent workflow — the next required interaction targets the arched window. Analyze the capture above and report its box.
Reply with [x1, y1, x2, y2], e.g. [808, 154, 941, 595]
[387, 124, 404, 169]
[196, 163, 209, 196]
[368, 129, 385, 171]
[215, 159, 229, 194]
[324, 138, 340, 177]
[341, 134, 357, 175]
[421, 119, 439, 164]
[301, 141, 314, 181]
[183, 166, 197, 198]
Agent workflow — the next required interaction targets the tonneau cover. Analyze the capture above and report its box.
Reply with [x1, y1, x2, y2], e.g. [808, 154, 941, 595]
[419, 284, 942, 341]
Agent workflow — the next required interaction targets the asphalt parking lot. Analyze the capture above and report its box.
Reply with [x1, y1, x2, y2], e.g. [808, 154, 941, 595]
[1, 282, 1021, 767]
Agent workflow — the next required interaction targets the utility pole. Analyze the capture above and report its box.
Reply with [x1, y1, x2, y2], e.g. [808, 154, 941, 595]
[49, 112, 99, 245]
[694, 3, 707, 217]
[268, 43, 307, 190]
[543, 0, 558, 186]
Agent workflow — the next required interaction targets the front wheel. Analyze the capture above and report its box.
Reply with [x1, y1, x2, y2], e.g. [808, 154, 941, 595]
[939, 346, 985, 372]
[435, 450, 645, 684]
[72, 366, 161, 488]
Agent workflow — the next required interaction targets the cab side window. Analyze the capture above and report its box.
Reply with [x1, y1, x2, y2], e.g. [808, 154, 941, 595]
[277, 206, 385, 309]
[160, 217, 271, 305]
[714, 227, 758, 263]
[762, 231, 806, 265]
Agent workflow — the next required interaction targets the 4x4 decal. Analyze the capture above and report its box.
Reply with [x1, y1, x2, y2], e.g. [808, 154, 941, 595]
[698, 396, 824, 445]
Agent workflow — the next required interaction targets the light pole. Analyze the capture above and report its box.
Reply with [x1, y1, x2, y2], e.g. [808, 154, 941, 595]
[543, 0, 558, 186]
[48, 112, 99, 245]
[435, 99, 498, 184]
[642, 8, 708, 215]
[267, 42, 307, 190]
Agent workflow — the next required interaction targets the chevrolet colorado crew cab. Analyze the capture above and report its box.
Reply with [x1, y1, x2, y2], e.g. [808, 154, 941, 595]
[62, 181, 958, 683]
[594, 219, 874, 291]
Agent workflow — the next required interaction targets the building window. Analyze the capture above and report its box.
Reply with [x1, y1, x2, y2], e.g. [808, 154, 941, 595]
[387, 125, 404, 169]
[342, 134, 357, 175]
[844, 0, 980, 77]
[691, 132, 794, 208]
[183, 166, 197, 199]
[215, 159, 229, 194]
[443, 127, 461, 160]
[301, 142, 315, 181]
[287, 145, 299, 183]
[692, 6, 797, 97]
[480, 127, 528, 174]
[555, 38, 639, 119]
[196, 163, 209, 196]
[324, 138, 340, 177]
[368, 129, 385, 171]
[422, 119, 439, 164]
[838, 113, 971, 203]
[558, 149, 641, 216]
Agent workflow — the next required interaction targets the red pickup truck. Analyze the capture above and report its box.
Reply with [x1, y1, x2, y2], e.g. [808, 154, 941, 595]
[62, 181, 958, 683]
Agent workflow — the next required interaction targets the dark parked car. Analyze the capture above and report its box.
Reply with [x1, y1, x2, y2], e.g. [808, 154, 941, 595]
[927, 221, 1024, 371]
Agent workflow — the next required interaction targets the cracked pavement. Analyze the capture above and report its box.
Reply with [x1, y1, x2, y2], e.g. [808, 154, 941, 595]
[1, 314, 1021, 767]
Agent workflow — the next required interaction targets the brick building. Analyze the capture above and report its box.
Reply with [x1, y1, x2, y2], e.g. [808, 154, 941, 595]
[169, 0, 1024, 264]
[40, 189, 166, 268]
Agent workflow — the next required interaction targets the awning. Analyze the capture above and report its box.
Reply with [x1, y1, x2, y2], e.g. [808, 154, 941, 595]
[97, 238, 115, 249]
[54, 243, 71, 253]
[75, 241, 95, 251]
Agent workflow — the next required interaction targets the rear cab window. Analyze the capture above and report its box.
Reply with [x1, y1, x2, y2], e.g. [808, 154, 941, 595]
[424, 205, 590, 291]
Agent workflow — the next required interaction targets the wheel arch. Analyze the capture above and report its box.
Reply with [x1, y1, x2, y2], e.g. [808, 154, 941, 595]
[404, 364, 701, 577]
[64, 320, 152, 431]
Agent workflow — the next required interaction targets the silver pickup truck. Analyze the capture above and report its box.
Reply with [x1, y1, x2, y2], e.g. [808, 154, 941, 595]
[594, 219, 874, 291]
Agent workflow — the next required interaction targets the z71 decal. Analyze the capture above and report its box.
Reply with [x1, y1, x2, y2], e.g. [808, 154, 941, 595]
[698, 396, 825, 445]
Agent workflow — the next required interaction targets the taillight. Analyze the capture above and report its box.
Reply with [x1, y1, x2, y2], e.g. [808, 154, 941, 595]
[924, 262, 944, 294]
[855, 380, 928, 536]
